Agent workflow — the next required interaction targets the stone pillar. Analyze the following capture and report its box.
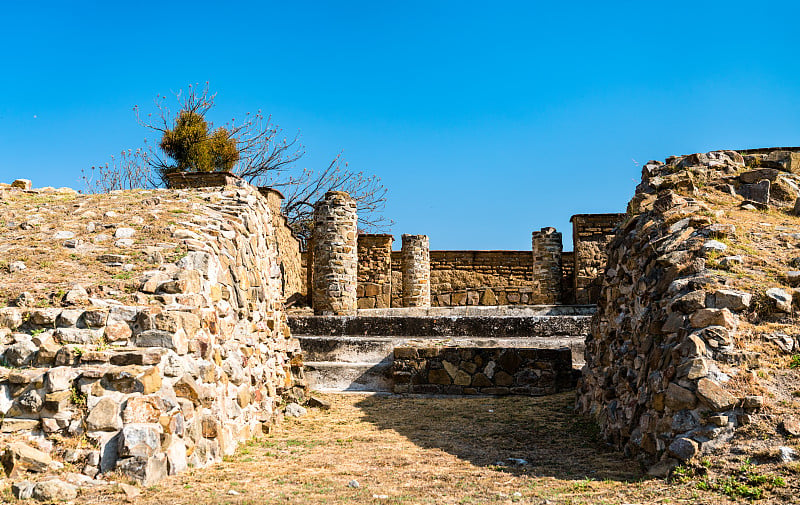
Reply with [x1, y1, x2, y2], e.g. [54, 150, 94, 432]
[357, 234, 394, 309]
[311, 191, 358, 315]
[401, 234, 430, 307]
[531, 227, 562, 304]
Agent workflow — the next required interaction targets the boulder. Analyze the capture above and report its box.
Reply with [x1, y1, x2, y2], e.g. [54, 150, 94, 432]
[665, 383, 697, 410]
[116, 453, 168, 486]
[32, 479, 78, 502]
[712, 290, 751, 311]
[1, 442, 53, 477]
[668, 437, 699, 461]
[86, 397, 123, 432]
[766, 287, 792, 313]
[118, 423, 162, 458]
[737, 180, 770, 203]
[689, 308, 736, 329]
[696, 378, 736, 411]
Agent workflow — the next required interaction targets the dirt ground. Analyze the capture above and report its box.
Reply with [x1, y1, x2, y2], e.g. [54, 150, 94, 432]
[64, 392, 760, 505]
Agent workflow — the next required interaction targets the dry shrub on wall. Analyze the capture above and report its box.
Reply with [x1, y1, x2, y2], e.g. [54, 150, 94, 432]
[81, 148, 156, 193]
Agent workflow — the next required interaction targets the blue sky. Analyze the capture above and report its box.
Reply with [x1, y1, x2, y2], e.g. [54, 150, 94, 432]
[3, 1, 800, 250]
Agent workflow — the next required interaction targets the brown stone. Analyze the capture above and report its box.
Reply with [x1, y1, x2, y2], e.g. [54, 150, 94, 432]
[665, 383, 697, 410]
[782, 416, 800, 436]
[123, 396, 162, 424]
[689, 308, 736, 329]
[428, 369, 451, 385]
[173, 374, 200, 404]
[472, 373, 492, 387]
[1, 442, 53, 477]
[494, 371, 513, 386]
[696, 378, 736, 411]
[453, 370, 472, 386]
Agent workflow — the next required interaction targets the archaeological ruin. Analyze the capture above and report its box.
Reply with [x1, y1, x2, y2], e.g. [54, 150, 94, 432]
[2, 146, 800, 496]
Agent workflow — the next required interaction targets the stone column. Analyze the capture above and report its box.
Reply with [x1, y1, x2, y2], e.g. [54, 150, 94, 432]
[357, 234, 394, 309]
[531, 227, 562, 305]
[311, 191, 358, 315]
[401, 234, 430, 307]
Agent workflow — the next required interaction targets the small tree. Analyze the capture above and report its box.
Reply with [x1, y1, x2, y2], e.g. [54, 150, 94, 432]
[89, 83, 390, 244]
[158, 110, 238, 176]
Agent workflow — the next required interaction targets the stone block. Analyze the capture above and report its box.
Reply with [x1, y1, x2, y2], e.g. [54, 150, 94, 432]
[1, 442, 53, 477]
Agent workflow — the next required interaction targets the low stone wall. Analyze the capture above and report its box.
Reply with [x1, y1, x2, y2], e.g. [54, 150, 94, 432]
[391, 250, 541, 307]
[571, 213, 625, 304]
[0, 183, 306, 489]
[392, 346, 575, 395]
[576, 150, 777, 472]
[357, 234, 393, 309]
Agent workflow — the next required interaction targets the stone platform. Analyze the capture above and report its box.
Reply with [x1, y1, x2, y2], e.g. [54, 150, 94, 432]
[288, 305, 594, 393]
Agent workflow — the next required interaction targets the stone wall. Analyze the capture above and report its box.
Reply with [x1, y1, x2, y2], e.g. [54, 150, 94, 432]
[357, 234, 393, 309]
[571, 213, 625, 304]
[258, 188, 304, 305]
[0, 182, 306, 489]
[576, 150, 771, 472]
[392, 346, 575, 395]
[392, 251, 540, 307]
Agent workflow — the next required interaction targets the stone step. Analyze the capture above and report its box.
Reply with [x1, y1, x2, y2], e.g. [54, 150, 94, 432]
[303, 361, 393, 392]
[357, 305, 597, 317]
[297, 335, 586, 366]
[298, 336, 394, 363]
[289, 314, 591, 338]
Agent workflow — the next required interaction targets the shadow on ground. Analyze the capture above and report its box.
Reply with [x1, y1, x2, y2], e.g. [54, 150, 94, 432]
[354, 390, 645, 483]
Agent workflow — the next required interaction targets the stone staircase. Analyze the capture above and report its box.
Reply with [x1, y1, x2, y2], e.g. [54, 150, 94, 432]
[288, 305, 595, 393]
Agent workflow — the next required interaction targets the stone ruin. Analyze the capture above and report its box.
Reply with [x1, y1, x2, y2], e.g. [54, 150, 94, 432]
[578, 148, 800, 475]
[4, 146, 800, 496]
[0, 181, 306, 497]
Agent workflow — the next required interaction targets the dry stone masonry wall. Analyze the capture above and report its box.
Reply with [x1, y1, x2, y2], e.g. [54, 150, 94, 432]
[576, 150, 795, 473]
[571, 214, 625, 304]
[311, 191, 358, 315]
[0, 182, 306, 492]
[258, 188, 304, 305]
[356, 234, 393, 309]
[392, 346, 575, 396]
[401, 234, 431, 308]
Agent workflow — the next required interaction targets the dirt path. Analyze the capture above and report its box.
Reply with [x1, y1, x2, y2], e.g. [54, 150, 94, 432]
[75, 392, 739, 505]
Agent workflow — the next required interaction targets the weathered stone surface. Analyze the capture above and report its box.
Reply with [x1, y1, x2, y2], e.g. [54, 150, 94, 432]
[737, 180, 770, 203]
[122, 396, 162, 424]
[86, 397, 123, 432]
[173, 374, 200, 404]
[31, 479, 78, 501]
[12, 480, 35, 499]
[665, 383, 697, 410]
[668, 437, 699, 461]
[285, 403, 307, 418]
[783, 417, 800, 436]
[688, 308, 736, 329]
[766, 287, 792, 313]
[696, 378, 736, 411]
[1, 442, 53, 476]
[116, 453, 167, 486]
[118, 423, 162, 458]
[712, 289, 752, 311]
[134, 330, 188, 355]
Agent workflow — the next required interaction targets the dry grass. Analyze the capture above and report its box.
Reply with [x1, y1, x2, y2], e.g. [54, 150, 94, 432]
[71, 392, 748, 505]
[0, 188, 195, 307]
